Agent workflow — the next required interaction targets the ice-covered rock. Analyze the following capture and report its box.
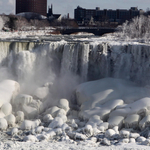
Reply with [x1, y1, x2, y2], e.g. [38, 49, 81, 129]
[83, 124, 93, 136]
[120, 138, 129, 143]
[139, 115, 150, 130]
[67, 132, 86, 140]
[113, 126, 119, 134]
[141, 139, 150, 145]
[56, 109, 67, 116]
[0, 118, 8, 130]
[1, 103, 12, 116]
[16, 111, 24, 123]
[22, 104, 38, 119]
[105, 129, 116, 139]
[44, 106, 60, 117]
[13, 94, 39, 119]
[13, 94, 33, 107]
[124, 114, 140, 129]
[110, 97, 150, 118]
[102, 138, 111, 146]
[10, 127, 19, 136]
[120, 130, 130, 138]
[87, 115, 103, 126]
[108, 116, 124, 129]
[43, 114, 53, 123]
[98, 122, 109, 131]
[35, 126, 44, 134]
[129, 133, 140, 139]
[129, 138, 136, 143]
[61, 123, 71, 132]
[5, 114, 16, 127]
[55, 128, 63, 136]
[48, 117, 63, 129]
[136, 136, 146, 143]
[23, 135, 39, 142]
[57, 99, 69, 113]
[0, 80, 20, 107]
[57, 114, 67, 123]
[20, 119, 41, 130]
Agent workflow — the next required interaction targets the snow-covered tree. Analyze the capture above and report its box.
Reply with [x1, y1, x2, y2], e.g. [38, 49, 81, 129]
[116, 15, 150, 42]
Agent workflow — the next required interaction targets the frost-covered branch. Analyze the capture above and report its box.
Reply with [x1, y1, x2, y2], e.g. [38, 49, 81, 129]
[115, 15, 150, 42]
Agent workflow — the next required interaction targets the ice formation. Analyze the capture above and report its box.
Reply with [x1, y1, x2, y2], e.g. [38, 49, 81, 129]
[0, 35, 150, 148]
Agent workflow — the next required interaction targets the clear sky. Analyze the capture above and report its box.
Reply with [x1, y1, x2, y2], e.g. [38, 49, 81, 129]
[0, 0, 150, 18]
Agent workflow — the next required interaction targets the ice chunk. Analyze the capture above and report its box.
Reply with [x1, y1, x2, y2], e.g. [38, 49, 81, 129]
[124, 114, 140, 129]
[10, 127, 18, 136]
[105, 129, 116, 139]
[0, 118, 8, 130]
[16, 111, 24, 123]
[1, 103, 12, 116]
[23, 135, 39, 142]
[5, 114, 16, 127]
[139, 115, 150, 130]
[108, 116, 124, 129]
[48, 117, 63, 129]
[57, 99, 69, 113]
[20, 119, 41, 130]
[0, 80, 20, 107]
[44, 106, 60, 117]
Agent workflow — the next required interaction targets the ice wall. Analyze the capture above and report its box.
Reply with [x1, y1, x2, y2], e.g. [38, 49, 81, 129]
[0, 39, 150, 89]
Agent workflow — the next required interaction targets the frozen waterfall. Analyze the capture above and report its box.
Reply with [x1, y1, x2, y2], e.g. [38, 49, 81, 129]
[0, 40, 150, 87]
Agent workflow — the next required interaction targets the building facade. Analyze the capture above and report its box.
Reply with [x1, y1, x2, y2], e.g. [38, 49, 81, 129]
[16, 0, 47, 16]
[75, 6, 142, 25]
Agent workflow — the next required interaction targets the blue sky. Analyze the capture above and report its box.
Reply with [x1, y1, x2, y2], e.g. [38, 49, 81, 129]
[0, 0, 150, 18]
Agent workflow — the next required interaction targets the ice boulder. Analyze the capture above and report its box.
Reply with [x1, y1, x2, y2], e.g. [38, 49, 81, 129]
[23, 135, 39, 142]
[20, 119, 41, 130]
[57, 99, 70, 113]
[0, 118, 8, 130]
[44, 106, 60, 117]
[105, 129, 116, 139]
[16, 111, 24, 123]
[108, 116, 124, 129]
[43, 114, 53, 123]
[139, 115, 150, 130]
[5, 114, 16, 127]
[13, 95, 40, 119]
[0, 80, 20, 107]
[12, 94, 33, 109]
[1, 103, 12, 116]
[110, 97, 150, 118]
[48, 117, 64, 129]
[124, 114, 140, 129]
[10, 127, 19, 136]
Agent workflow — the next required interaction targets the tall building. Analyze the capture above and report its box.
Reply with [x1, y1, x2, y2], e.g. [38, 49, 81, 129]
[16, 0, 47, 16]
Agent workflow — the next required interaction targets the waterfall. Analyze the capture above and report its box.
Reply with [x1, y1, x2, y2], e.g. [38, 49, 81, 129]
[0, 40, 150, 87]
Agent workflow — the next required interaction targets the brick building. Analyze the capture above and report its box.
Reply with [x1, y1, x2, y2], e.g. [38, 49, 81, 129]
[16, 0, 47, 16]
